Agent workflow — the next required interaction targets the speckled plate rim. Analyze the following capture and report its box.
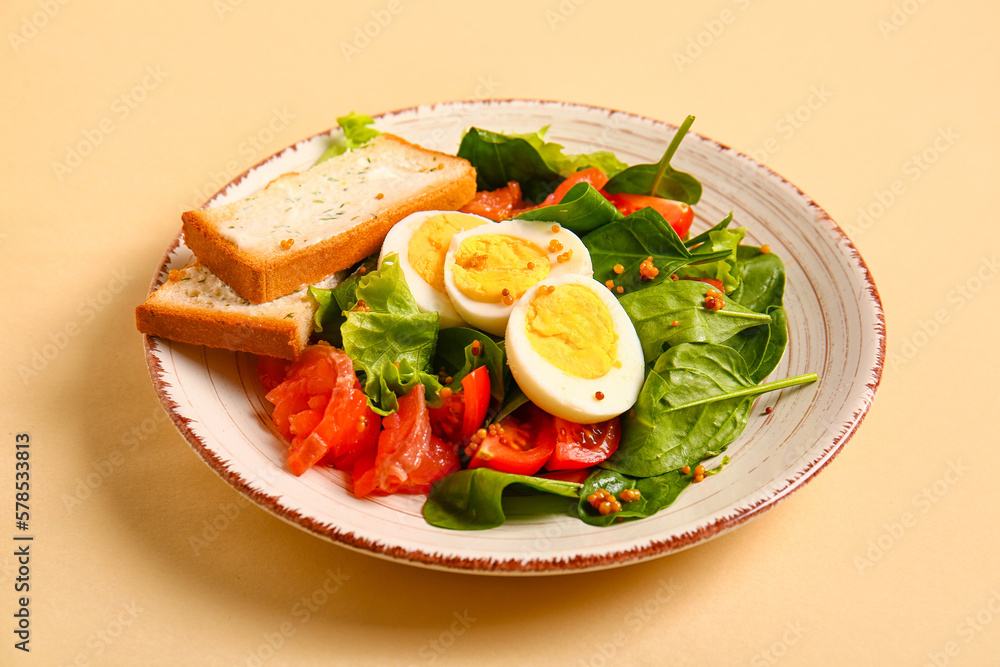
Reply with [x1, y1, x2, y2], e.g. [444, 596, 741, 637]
[142, 99, 885, 575]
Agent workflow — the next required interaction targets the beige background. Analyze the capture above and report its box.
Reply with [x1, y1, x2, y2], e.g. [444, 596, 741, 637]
[2, 0, 997, 664]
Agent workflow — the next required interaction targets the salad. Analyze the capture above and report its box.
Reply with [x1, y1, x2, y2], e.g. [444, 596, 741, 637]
[258, 113, 818, 530]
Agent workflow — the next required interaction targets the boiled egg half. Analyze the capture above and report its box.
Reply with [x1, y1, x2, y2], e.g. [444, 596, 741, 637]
[443, 219, 592, 336]
[378, 210, 493, 328]
[505, 274, 644, 423]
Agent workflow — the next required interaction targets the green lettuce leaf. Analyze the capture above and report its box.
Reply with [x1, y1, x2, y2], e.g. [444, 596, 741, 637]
[676, 225, 747, 293]
[337, 254, 442, 415]
[316, 112, 382, 164]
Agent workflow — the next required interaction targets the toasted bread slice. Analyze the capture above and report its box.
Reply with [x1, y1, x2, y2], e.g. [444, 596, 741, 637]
[182, 133, 476, 304]
[136, 263, 337, 360]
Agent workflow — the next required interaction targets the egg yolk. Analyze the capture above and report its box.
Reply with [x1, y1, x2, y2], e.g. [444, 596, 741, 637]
[407, 213, 488, 293]
[524, 284, 618, 379]
[452, 234, 549, 303]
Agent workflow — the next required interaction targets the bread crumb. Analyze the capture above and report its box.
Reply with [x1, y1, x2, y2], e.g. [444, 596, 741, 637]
[168, 269, 186, 282]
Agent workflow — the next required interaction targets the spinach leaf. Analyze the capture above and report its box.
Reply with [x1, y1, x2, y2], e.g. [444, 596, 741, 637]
[583, 208, 731, 294]
[456, 127, 564, 203]
[721, 247, 788, 381]
[490, 384, 530, 424]
[423, 469, 581, 530]
[434, 328, 506, 402]
[578, 456, 731, 526]
[338, 254, 442, 415]
[676, 224, 746, 293]
[604, 343, 818, 477]
[316, 112, 382, 164]
[619, 280, 771, 363]
[514, 182, 623, 235]
[577, 468, 691, 526]
[728, 246, 786, 312]
[509, 126, 629, 178]
[603, 115, 702, 205]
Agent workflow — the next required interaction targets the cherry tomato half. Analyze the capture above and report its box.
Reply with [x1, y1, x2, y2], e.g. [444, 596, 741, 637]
[428, 366, 491, 444]
[467, 404, 556, 476]
[544, 417, 621, 471]
[537, 167, 609, 208]
[601, 192, 694, 239]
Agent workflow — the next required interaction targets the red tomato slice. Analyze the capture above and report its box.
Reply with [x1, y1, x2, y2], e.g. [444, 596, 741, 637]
[544, 417, 621, 471]
[358, 384, 460, 496]
[681, 276, 726, 293]
[467, 404, 556, 476]
[459, 181, 524, 221]
[538, 167, 609, 208]
[601, 192, 694, 238]
[428, 366, 491, 444]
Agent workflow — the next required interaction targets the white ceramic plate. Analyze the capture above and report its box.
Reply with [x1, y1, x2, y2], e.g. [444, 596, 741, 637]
[142, 100, 884, 575]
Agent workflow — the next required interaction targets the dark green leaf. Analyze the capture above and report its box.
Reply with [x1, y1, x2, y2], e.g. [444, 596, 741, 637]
[577, 469, 691, 526]
[510, 126, 628, 178]
[456, 127, 564, 203]
[423, 469, 581, 530]
[604, 343, 818, 477]
[603, 115, 702, 205]
[434, 328, 506, 402]
[619, 280, 771, 363]
[728, 246, 786, 312]
[583, 208, 730, 294]
[514, 182, 622, 234]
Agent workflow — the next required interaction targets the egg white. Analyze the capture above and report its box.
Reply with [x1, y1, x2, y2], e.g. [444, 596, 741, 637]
[505, 274, 644, 423]
[378, 210, 493, 329]
[442, 219, 592, 336]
